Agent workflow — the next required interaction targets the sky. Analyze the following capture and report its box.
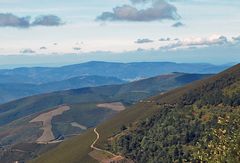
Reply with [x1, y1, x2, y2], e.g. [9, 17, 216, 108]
[0, 0, 239, 66]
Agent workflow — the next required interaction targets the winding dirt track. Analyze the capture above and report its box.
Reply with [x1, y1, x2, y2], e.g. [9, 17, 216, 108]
[91, 128, 117, 157]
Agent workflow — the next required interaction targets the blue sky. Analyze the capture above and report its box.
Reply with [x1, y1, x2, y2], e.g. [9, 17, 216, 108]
[0, 0, 239, 65]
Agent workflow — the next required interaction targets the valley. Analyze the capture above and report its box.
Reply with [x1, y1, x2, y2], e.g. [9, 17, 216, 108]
[30, 64, 240, 163]
[0, 71, 212, 163]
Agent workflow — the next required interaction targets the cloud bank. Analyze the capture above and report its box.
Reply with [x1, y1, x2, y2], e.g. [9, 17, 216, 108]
[96, 0, 180, 22]
[0, 13, 64, 28]
[0, 13, 30, 28]
[233, 36, 240, 41]
[32, 15, 64, 26]
[160, 35, 232, 50]
[20, 49, 35, 54]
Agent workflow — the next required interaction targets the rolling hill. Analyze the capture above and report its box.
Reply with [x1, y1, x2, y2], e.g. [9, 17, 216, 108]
[0, 73, 211, 128]
[0, 61, 230, 104]
[30, 63, 240, 163]
[0, 72, 212, 163]
[0, 75, 124, 104]
[0, 61, 230, 84]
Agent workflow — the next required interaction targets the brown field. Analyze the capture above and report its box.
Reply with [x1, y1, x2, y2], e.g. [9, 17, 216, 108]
[97, 102, 126, 112]
[30, 105, 70, 144]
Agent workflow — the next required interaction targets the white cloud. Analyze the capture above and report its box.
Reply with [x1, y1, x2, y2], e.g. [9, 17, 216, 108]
[232, 36, 240, 42]
[160, 35, 235, 51]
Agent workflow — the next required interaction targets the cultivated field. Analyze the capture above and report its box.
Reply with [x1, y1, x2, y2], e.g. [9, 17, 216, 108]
[30, 105, 70, 144]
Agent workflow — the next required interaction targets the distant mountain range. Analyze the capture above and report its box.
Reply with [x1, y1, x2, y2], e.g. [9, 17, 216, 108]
[0, 61, 231, 104]
[0, 61, 231, 84]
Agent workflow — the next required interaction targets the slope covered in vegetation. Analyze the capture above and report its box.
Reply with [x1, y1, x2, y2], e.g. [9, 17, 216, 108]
[0, 73, 211, 163]
[32, 64, 239, 163]
[0, 73, 210, 127]
[110, 63, 240, 162]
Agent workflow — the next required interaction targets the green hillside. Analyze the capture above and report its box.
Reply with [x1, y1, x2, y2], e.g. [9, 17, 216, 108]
[31, 64, 239, 163]
[0, 73, 210, 127]
[0, 75, 125, 104]
[0, 73, 211, 163]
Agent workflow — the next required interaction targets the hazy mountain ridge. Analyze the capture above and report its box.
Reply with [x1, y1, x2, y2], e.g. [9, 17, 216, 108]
[0, 61, 230, 84]
[0, 61, 228, 104]
[0, 75, 125, 104]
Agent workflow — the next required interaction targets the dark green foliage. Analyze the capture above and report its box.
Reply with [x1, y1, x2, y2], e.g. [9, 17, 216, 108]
[179, 72, 239, 106]
[110, 64, 240, 163]
[114, 106, 209, 162]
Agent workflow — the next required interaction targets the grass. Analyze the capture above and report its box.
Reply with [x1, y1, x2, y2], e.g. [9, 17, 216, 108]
[0, 115, 42, 146]
[30, 129, 97, 163]
[31, 102, 160, 163]
[0, 143, 58, 163]
[52, 103, 116, 137]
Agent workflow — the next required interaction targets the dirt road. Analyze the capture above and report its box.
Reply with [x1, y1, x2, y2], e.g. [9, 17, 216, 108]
[91, 128, 117, 157]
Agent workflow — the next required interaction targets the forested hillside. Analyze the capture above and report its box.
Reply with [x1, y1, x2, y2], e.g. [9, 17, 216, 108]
[108, 64, 240, 162]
